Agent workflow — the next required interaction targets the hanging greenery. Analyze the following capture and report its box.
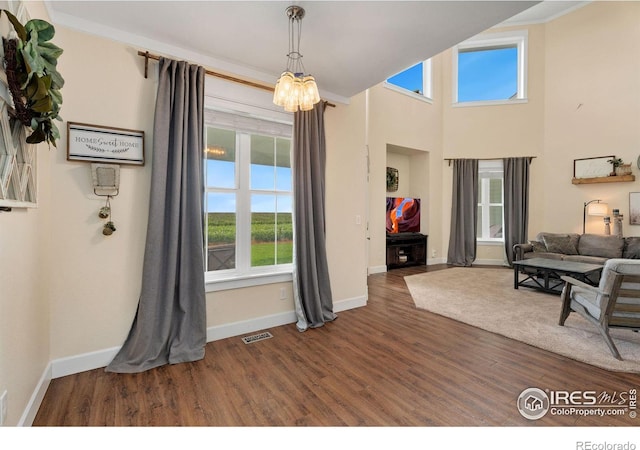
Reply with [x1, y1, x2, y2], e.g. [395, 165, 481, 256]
[1, 9, 64, 147]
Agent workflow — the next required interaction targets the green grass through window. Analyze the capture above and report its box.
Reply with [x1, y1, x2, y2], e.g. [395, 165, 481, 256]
[208, 212, 293, 266]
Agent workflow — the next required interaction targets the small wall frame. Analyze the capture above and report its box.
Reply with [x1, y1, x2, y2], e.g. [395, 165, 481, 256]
[386, 167, 399, 192]
[630, 192, 640, 225]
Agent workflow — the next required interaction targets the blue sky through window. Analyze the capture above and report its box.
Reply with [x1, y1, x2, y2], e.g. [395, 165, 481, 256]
[206, 161, 292, 213]
[387, 45, 518, 102]
[458, 46, 517, 102]
[387, 62, 423, 94]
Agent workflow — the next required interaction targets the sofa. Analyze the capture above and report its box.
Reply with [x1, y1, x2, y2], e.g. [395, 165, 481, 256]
[513, 232, 640, 265]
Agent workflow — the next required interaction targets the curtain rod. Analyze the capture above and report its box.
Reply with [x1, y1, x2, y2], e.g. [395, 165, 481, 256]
[444, 156, 536, 166]
[138, 51, 335, 108]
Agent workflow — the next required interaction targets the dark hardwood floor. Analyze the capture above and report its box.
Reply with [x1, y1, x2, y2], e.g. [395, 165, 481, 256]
[33, 264, 640, 427]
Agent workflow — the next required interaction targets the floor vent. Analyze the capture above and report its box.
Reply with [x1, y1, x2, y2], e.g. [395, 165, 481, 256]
[241, 331, 273, 344]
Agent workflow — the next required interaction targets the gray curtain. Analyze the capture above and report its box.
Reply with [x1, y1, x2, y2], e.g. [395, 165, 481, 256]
[292, 101, 336, 331]
[447, 159, 478, 266]
[503, 157, 531, 265]
[106, 58, 206, 373]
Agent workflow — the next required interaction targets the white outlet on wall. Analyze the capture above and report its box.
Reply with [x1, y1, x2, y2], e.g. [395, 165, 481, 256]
[0, 390, 7, 426]
[432, 250, 437, 258]
[280, 287, 287, 300]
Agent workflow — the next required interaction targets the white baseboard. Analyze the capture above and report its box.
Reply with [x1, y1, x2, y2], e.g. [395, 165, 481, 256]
[427, 257, 447, 265]
[49, 294, 369, 379]
[51, 346, 120, 379]
[335, 294, 367, 311]
[368, 265, 387, 274]
[208, 294, 367, 341]
[18, 364, 52, 427]
[207, 310, 298, 342]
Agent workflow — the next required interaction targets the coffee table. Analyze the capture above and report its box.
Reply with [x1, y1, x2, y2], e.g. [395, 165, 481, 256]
[512, 257, 604, 294]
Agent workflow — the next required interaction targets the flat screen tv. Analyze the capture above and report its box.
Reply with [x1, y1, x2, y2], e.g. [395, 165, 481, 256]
[386, 197, 420, 234]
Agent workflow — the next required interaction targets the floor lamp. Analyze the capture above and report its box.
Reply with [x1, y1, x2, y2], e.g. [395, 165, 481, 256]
[583, 199, 608, 234]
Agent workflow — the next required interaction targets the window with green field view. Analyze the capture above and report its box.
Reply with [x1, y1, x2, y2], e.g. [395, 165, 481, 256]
[205, 124, 293, 275]
[477, 160, 504, 242]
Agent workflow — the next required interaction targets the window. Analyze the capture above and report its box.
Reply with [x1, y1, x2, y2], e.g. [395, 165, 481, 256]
[385, 59, 432, 100]
[453, 31, 527, 105]
[477, 160, 504, 242]
[204, 109, 293, 287]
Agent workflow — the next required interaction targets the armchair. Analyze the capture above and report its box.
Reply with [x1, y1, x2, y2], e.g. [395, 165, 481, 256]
[559, 258, 640, 360]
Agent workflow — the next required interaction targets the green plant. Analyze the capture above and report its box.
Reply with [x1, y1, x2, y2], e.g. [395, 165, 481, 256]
[102, 221, 116, 236]
[608, 157, 623, 168]
[1, 9, 64, 147]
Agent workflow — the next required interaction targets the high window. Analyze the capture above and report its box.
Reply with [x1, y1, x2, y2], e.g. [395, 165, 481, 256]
[385, 59, 432, 100]
[204, 110, 293, 288]
[453, 31, 527, 105]
[477, 160, 504, 242]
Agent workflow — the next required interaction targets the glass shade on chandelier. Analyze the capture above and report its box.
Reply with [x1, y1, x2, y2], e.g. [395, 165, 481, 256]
[273, 6, 321, 112]
[273, 71, 320, 112]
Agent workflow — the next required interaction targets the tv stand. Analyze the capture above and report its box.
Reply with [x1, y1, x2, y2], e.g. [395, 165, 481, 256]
[386, 233, 427, 269]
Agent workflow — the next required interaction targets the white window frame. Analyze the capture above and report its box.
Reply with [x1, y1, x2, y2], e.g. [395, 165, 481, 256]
[203, 110, 294, 292]
[477, 160, 504, 244]
[452, 30, 528, 107]
[384, 58, 433, 103]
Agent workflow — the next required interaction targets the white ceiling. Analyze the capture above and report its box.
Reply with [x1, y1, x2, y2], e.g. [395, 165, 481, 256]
[44, 1, 588, 103]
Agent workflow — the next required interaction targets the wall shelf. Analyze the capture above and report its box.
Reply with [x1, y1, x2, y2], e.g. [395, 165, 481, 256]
[571, 175, 635, 185]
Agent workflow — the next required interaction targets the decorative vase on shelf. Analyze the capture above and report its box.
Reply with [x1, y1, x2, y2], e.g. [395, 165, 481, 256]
[616, 164, 632, 176]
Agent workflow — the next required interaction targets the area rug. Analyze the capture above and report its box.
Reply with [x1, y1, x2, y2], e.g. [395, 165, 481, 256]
[404, 267, 640, 373]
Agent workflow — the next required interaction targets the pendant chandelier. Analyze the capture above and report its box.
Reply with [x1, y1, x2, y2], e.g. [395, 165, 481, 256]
[273, 5, 320, 112]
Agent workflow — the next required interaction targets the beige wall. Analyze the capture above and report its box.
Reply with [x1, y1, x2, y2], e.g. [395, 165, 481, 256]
[440, 23, 546, 263]
[0, 155, 51, 426]
[45, 27, 155, 360]
[324, 93, 369, 300]
[543, 1, 640, 236]
[0, 1, 52, 426]
[367, 58, 444, 268]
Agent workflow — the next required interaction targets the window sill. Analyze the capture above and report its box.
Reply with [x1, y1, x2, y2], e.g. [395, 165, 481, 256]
[477, 240, 505, 246]
[453, 98, 528, 108]
[205, 270, 293, 292]
[383, 82, 433, 104]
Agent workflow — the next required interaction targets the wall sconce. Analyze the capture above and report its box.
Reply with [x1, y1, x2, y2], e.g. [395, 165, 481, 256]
[583, 199, 608, 234]
[91, 163, 120, 197]
[91, 163, 120, 236]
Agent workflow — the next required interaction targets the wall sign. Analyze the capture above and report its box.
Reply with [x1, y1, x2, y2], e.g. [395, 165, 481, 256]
[67, 122, 145, 166]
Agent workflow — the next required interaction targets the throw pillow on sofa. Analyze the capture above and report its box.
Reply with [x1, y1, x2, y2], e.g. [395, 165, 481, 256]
[624, 237, 640, 259]
[578, 234, 624, 259]
[529, 240, 547, 252]
[542, 234, 579, 255]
